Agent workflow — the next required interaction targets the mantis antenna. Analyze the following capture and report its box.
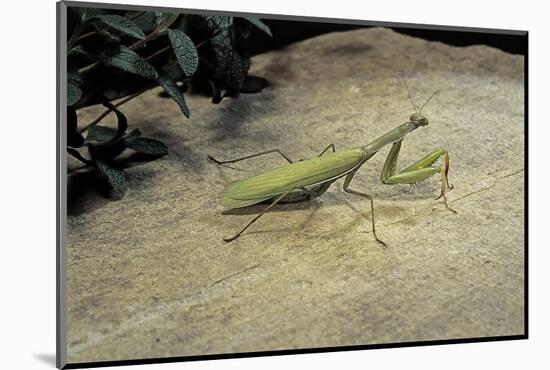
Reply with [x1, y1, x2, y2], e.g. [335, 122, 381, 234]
[403, 80, 418, 113]
[419, 90, 441, 114]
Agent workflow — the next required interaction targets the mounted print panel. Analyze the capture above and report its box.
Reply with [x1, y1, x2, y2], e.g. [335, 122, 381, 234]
[58, 1, 527, 368]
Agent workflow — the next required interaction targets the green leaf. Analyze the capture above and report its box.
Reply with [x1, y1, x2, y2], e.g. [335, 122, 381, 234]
[86, 126, 141, 162]
[123, 128, 142, 142]
[67, 81, 82, 106]
[125, 138, 168, 156]
[158, 76, 190, 118]
[98, 29, 121, 44]
[211, 29, 250, 95]
[167, 29, 198, 77]
[101, 45, 158, 79]
[155, 12, 179, 33]
[131, 12, 157, 34]
[86, 126, 143, 146]
[67, 70, 83, 106]
[202, 15, 233, 32]
[92, 15, 146, 39]
[160, 62, 185, 81]
[101, 102, 128, 142]
[244, 17, 272, 37]
[95, 159, 126, 200]
[85, 126, 118, 144]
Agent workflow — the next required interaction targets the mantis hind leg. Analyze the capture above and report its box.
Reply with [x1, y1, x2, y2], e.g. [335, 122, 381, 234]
[208, 148, 294, 165]
[381, 140, 456, 213]
[223, 188, 296, 242]
[343, 171, 387, 247]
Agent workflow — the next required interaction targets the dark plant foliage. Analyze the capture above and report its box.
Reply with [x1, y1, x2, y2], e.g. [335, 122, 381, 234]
[67, 8, 272, 199]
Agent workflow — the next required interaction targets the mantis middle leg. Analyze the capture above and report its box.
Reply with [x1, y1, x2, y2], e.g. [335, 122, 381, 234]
[343, 171, 387, 247]
[380, 140, 455, 212]
[318, 143, 336, 156]
[209, 143, 336, 166]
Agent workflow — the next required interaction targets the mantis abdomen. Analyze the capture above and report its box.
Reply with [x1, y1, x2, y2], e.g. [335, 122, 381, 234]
[223, 148, 365, 209]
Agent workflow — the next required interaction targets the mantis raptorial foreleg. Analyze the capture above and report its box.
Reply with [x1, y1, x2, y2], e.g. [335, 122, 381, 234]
[380, 140, 456, 212]
[343, 171, 387, 247]
[223, 188, 297, 242]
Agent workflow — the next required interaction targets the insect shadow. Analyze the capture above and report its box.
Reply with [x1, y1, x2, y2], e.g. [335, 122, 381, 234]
[222, 199, 322, 216]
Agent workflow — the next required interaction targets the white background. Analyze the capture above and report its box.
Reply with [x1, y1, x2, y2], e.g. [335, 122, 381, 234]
[0, 0, 546, 369]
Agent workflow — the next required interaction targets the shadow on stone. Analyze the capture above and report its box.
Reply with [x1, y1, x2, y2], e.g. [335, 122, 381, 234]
[326, 41, 373, 56]
[67, 171, 110, 216]
[222, 199, 322, 215]
[67, 159, 168, 216]
[208, 95, 277, 143]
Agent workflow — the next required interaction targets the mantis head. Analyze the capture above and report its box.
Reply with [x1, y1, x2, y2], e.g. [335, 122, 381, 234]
[404, 80, 440, 128]
[409, 112, 429, 126]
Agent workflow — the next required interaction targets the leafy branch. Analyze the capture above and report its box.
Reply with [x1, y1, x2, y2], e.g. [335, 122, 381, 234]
[67, 8, 272, 200]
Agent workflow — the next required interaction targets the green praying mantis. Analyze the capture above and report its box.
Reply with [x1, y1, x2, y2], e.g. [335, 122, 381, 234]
[208, 83, 455, 246]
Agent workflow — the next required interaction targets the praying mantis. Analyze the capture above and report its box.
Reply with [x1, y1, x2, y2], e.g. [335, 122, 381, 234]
[208, 83, 455, 246]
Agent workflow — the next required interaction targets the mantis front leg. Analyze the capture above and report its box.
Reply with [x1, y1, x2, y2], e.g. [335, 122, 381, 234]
[380, 140, 456, 212]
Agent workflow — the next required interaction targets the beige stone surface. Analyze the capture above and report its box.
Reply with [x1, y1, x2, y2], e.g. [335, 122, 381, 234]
[66, 27, 525, 363]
